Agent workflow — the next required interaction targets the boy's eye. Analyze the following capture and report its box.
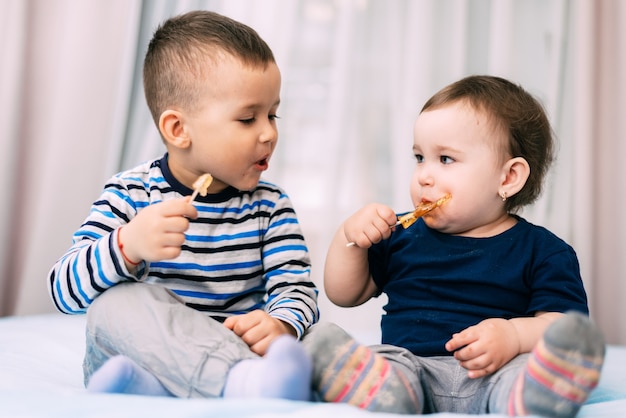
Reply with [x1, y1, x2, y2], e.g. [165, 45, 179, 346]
[269, 114, 280, 121]
[239, 118, 255, 125]
[440, 156, 454, 164]
[414, 154, 424, 163]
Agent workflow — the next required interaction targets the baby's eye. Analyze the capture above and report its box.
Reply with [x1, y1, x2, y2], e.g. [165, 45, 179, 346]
[414, 154, 424, 163]
[440, 155, 454, 164]
[269, 114, 280, 121]
[239, 118, 255, 125]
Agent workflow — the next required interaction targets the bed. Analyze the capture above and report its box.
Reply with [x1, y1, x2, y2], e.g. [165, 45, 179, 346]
[1, 313, 624, 417]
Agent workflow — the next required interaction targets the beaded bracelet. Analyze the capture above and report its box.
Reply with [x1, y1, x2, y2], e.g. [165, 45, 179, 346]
[117, 227, 141, 266]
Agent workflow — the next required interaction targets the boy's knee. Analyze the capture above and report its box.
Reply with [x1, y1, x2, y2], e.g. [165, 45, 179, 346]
[87, 282, 175, 329]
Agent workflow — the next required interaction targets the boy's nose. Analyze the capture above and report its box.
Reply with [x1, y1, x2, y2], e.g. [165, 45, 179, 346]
[260, 124, 278, 143]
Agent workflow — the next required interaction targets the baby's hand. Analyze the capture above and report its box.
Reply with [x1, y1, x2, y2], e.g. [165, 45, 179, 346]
[119, 197, 198, 265]
[343, 203, 397, 248]
[224, 310, 296, 356]
[445, 318, 520, 379]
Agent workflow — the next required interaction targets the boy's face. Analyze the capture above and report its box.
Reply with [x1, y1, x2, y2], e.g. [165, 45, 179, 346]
[168, 54, 281, 192]
[410, 100, 511, 237]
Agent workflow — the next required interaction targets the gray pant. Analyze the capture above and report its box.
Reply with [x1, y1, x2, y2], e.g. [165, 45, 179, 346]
[370, 343, 527, 414]
[83, 282, 257, 398]
[302, 322, 526, 414]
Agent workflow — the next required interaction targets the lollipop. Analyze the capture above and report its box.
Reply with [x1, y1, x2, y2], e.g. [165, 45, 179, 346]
[346, 194, 451, 247]
[190, 174, 213, 201]
[396, 194, 451, 229]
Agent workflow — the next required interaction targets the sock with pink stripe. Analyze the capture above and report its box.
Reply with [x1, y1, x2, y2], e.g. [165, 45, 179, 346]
[303, 322, 421, 414]
[508, 311, 605, 417]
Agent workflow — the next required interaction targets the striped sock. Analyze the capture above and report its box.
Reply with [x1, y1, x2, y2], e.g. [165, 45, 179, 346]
[303, 322, 421, 414]
[508, 311, 605, 417]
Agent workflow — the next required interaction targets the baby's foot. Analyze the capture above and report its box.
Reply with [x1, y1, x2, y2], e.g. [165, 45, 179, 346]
[223, 335, 312, 401]
[508, 311, 605, 417]
[87, 355, 172, 396]
[302, 322, 421, 414]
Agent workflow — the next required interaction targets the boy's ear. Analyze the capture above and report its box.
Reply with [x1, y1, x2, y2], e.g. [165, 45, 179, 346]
[499, 157, 530, 198]
[159, 109, 190, 149]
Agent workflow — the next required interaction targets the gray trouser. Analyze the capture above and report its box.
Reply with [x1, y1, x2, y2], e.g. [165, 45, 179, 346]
[368, 342, 526, 414]
[302, 322, 526, 414]
[83, 282, 257, 398]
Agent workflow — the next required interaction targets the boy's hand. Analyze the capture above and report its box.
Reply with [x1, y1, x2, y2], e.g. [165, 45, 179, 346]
[119, 197, 198, 265]
[224, 310, 296, 356]
[445, 318, 520, 379]
[343, 203, 397, 248]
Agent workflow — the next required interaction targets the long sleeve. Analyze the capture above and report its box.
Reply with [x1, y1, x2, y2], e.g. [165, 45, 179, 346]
[259, 185, 319, 338]
[48, 175, 145, 314]
[48, 156, 319, 333]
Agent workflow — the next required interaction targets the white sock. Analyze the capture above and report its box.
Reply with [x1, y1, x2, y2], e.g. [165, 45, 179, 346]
[223, 335, 311, 401]
[87, 355, 172, 397]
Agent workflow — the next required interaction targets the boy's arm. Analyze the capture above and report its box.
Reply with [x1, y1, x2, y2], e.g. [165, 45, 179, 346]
[48, 188, 142, 314]
[260, 194, 319, 339]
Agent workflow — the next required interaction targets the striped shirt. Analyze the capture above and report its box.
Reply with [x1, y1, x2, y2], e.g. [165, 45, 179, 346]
[48, 155, 319, 338]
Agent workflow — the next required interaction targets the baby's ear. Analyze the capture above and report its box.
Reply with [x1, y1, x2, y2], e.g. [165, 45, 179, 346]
[499, 157, 530, 198]
[159, 109, 190, 149]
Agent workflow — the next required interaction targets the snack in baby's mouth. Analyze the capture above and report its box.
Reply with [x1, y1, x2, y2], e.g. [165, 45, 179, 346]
[190, 174, 213, 201]
[346, 194, 451, 247]
[397, 194, 451, 229]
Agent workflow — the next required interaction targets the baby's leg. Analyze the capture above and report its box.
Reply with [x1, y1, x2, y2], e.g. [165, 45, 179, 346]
[507, 311, 605, 417]
[222, 335, 312, 401]
[302, 322, 422, 414]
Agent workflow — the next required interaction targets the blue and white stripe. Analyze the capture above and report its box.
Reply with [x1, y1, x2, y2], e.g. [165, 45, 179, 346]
[48, 155, 319, 337]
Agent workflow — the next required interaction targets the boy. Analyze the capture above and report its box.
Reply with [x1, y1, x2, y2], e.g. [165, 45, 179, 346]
[48, 10, 318, 400]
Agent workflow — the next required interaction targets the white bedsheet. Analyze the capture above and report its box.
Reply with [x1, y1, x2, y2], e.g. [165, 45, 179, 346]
[0, 314, 624, 417]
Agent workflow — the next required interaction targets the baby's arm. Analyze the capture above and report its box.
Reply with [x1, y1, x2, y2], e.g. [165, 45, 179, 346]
[445, 311, 563, 378]
[324, 203, 397, 307]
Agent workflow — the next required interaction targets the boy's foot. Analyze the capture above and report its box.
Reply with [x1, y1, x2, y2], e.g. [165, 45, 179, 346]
[222, 335, 312, 401]
[86, 355, 172, 396]
[302, 322, 421, 414]
[508, 311, 605, 417]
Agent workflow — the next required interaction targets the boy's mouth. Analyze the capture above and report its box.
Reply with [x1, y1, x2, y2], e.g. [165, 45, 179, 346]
[255, 157, 269, 170]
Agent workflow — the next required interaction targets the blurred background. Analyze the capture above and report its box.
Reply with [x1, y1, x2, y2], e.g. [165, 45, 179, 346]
[1, 0, 624, 345]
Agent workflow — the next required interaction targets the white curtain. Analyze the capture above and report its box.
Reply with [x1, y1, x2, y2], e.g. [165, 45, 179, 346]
[2, 0, 624, 345]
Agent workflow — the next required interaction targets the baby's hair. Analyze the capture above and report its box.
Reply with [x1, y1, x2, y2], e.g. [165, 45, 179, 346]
[421, 75, 555, 213]
[143, 10, 275, 127]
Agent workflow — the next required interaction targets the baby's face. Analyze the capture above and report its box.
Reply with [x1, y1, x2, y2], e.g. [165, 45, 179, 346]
[170, 54, 282, 192]
[409, 100, 511, 237]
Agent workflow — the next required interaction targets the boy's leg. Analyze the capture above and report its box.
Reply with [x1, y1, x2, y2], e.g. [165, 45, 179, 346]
[503, 311, 605, 417]
[87, 355, 172, 396]
[222, 335, 312, 400]
[301, 322, 423, 414]
[85, 282, 256, 398]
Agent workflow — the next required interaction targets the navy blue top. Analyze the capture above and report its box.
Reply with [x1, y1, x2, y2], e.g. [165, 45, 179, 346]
[368, 216, 588, 356]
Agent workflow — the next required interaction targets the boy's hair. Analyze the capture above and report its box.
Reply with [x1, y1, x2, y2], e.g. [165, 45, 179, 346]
[421, 75, 555, 213]
[143, 10, 276, 127]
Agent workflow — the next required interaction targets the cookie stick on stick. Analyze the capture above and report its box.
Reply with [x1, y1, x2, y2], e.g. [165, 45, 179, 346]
[346, 194, 451, 247]
[190, 174, 213, 202]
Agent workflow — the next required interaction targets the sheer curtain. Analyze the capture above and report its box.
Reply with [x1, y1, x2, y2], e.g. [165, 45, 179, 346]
[0, 0, 142, 315]
[2, 0, 624, 344]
